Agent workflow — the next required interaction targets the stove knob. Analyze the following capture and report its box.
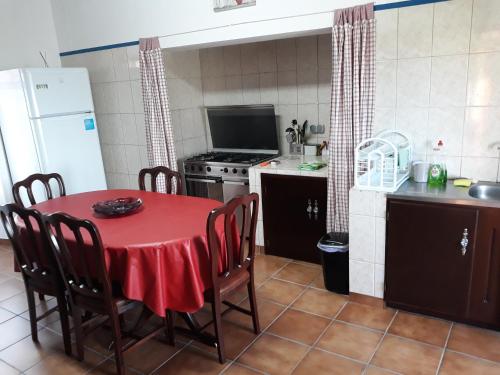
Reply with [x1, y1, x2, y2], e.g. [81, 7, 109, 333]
[223, 168, 228, 173]
[242, 169, 247, 175]
[206, 166, 211, 172]
[232, 168, 238, 174]
[190, 165, 195, 171]
[198, 166, 203, 172]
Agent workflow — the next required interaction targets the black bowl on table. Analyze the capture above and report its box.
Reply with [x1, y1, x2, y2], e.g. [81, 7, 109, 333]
[92, 197, 143, 217]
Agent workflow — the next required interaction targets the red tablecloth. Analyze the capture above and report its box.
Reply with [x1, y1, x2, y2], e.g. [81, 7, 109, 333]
[31, 190, 228, 316]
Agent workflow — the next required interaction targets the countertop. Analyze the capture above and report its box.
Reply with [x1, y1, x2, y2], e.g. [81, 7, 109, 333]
[388, 180, 500, 209]
[249, 155, 328, 178]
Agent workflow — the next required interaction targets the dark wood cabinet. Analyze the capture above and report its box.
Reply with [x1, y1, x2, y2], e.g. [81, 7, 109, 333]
[261, 174, 327, 264]
[385, 198, 500, 330]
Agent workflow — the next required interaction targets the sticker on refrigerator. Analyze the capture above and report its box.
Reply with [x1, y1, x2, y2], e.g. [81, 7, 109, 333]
[84, 118, 95, 131]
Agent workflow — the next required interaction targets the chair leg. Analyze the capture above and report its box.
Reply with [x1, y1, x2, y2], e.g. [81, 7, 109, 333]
[56, 294, 72, 356]
[110, 312, 125, 375]
[73, 307, 85, 361]
[26, 286, 38, 342]
[211, 297, 225, 364]
[165, 309, 176, 346]
[247, 279, 260, 335]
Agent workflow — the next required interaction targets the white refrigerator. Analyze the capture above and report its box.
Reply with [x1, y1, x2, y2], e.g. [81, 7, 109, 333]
[0, 68, 107, 213]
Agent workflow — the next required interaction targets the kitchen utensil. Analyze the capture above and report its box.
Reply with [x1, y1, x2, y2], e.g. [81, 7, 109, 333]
[412, 161, 430, 183]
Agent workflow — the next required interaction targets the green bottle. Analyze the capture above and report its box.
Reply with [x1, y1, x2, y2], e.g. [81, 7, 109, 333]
[428, 140, 447, 186]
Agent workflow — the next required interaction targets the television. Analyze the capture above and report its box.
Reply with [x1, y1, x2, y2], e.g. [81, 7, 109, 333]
[206, 105, 279, 153]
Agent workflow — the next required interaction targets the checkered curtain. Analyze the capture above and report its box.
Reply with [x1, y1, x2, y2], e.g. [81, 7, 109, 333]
[139, 37, 178, 192]
[327, 3, 375, 232]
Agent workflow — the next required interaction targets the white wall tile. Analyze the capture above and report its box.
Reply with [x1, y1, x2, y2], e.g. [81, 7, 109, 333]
[170, 109, 183, 142]
[112, 144, 128, 173]
[462, 107, 500, 157]
[430, 55, 468, 107]
[297, 36, 317, 71]
[116, 81, 134, 113]
[259, 72, 278, 104]
[376, 60, 397, 107]
[374, 107, 396, 134]
[470, 0, 500, 53]
[318, 69, 331, 104]
[397, 58, 431, 107]
[124, 145, 141, 175]
[182, 136, 207, 157]
[278, 70, 297, 105]
[276, 38, 297, 71]
[427, 107, 465, 156]
[318, 103, 330, 131]
[375, 217, 386, 265]
[317, 33, 332, 70]
[297, 104, 318, 127]
[376, 9, 398, 60]
[258, 41, 277, 73]
[467, 52, 500, 106]
[297, 69, 318, 104]
[181, 108, 206, 140]
[349, 214, 375, 263]
[374, 264, 385, 298]
[461, 157, 498, 181]
[202, 76, 225, 106]
[242, 74, 260, 104]
[240, 43, 260, 74]
[135, 113, 147, 146]
[433, 0, 472, 56]
[200, 47, 224, 77]
[112, 48, 130, 81]
[396, 107, 429, 155]
[130, 80, 143, 113]
[121, 114, 138, 145]
[225, 75, 243, 105]
[349, 188, 375, 216]
[398, 4, 433, 58]
[223, 45, 242, 76]
[126, 45, 140, 80]
[86, 50, 115, 83]
[275, 104, 298, 134]
[349, 260, 374, 296]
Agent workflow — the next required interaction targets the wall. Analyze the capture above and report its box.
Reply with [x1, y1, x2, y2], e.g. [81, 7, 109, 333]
[50, 0, 397, 52]
[60, 46, 206, 189]
[350, 0, 500, 297]
[199, 35, 332, 154]
[0, 0, 60, 70]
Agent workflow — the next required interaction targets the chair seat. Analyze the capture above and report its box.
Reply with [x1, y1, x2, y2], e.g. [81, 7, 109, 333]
[204, 270, 250, 301]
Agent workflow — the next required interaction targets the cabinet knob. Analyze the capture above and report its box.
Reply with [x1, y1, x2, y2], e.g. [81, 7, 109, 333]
[460, 228, 469, 256]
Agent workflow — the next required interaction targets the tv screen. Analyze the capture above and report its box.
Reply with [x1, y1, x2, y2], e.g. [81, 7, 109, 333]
[206, 105, 279, 152]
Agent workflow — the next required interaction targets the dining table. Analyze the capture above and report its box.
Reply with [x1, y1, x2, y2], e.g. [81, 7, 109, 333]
[30, 189, 230, 319]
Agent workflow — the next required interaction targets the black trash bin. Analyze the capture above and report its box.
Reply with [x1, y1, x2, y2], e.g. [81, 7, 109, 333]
[317, 232, 349, 295]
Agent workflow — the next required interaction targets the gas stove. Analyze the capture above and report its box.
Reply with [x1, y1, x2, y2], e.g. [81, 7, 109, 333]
[183, 152, 275, 179]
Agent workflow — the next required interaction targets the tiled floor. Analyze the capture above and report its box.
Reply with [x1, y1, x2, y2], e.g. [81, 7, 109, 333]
[0, 242, 500, 374]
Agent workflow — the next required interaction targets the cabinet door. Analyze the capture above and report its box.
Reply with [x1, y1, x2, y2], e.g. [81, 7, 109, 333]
[469, 208, 500, 328]
[261, 174, 327, 264]
[385, 200, 478, 320]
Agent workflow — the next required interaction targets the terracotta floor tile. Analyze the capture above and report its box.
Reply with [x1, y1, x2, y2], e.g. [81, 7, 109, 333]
[337, 302, 395, 331]
[292, 349, 364, 375]
[268, 308, 330, 345]
[153, 345, 227, 375]
[254, 255, 289, 278]
[317, 321, 383, 362]
[123, 338, 185, 373]
[0, 360, 19, 375]
[225, 297, 285, 330]
[238, 334, 308, 375]
[292, 288, 348, 318]
[364, 366, 396, 375]
[256, 278, 305, 305]
[447, 324, 500, 363]
[0, 328, 64, 371]
[0, 279, 25, 302]
[25, 347, 106, 375]
[388, 311, 451, 347]
[0, 316, 32, 351]
[439, 350, 500, 375]
[310, 275, 326, 290]
[371, 335, 442, 375]
[349, 293, 385, 309]
[223, 363, 263, 374]
[275, 263, 321, 285]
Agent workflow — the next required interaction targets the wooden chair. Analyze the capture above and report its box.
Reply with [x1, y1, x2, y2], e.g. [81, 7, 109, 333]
[204, 193, 261, 363]
[0, 204, 72, 355]
[138, 166, 182, 195]
[12, 173, 66, 208]
[42, 212, 165, 375]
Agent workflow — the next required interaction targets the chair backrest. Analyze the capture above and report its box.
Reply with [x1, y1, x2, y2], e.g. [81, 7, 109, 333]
[138, 166, 182, 194]
[0, 203, 58, 287]
[206, 193, 259, 286]
[42, 212, 113, 309]
[13, 173, 66, 208]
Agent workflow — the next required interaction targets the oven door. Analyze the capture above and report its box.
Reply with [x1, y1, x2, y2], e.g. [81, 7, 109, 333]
[185, 176, 224, 202]
[222, 178, 250, 203]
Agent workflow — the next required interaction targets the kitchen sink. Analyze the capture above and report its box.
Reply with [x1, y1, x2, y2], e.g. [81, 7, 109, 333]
[469, 182, 500, 201]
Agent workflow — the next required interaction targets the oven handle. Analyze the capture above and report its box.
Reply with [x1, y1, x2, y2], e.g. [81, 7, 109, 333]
[185, 177, 221, 184]
[223, 180, 249, 186]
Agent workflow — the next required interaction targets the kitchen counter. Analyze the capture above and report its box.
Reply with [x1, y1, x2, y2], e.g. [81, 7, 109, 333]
[388, 180, 500, 209]
[249, 155, 328, 179]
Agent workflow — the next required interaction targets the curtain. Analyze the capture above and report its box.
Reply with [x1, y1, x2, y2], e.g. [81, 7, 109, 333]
[327, 3, 375, 233]
[139, 37, 178, 192]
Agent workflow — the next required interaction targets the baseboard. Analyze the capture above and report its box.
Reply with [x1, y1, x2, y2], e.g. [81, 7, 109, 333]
[256, 245, 265, 255]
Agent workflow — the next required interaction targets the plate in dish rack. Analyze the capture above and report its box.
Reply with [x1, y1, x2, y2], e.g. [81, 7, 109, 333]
[92, 197, 143, 217]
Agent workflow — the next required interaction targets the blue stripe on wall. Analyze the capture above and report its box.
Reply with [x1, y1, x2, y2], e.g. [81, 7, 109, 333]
[59, 0, 448, 57]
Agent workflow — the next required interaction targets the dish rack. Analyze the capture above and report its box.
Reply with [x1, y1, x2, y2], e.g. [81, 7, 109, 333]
[354, 130, 412, 192]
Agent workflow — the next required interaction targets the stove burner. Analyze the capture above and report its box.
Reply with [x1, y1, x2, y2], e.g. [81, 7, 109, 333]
[185, 152, 274, 165]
